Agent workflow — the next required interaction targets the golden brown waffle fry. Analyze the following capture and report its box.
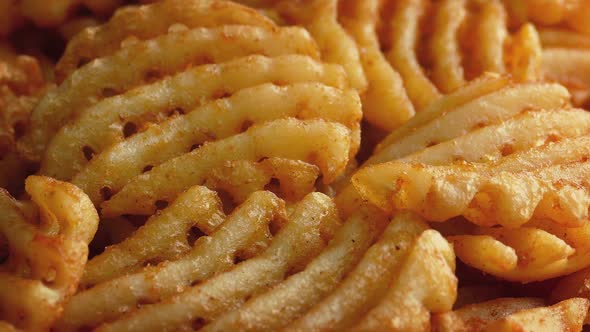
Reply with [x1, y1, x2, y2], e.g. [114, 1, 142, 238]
[367, 82, 569, 166]
[201, 205, 387, 332]
[275, 0, 367, 92]
[0, 45, 47, 195]
[432, 297, 589, 332]
[0, 176, 98, 330]
[57, 188, 286, 331]
[100, 118, 351, 217]
[447, 216, 590, 282]
[25, 0, 359, 223]
[353, 134, 590, 227]
[287, 212, 455, 331]
[350, 229, 456, 331]
[504, 23, 542, 82]
[56, 0, 275, 80]
[464, 0, 508, 78]
[383, 0, 440, 110]
[428, 0, 467, 93]
[336, 79, 569, 218]
[94, 192, 340, 332]
[82, 185, 226, 286]
[339, 0, 415, 131]
[0, 45, 45, 156]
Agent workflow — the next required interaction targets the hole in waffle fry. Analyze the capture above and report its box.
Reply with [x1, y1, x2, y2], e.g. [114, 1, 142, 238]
[154, 200, 168, 211]
[13, 121, 26, 140]
[263, 177, 281, 196]
[143, 69, 162, 83]
[142, 165, 153, 173]
[190, 143, 202, 152]
[100, 187, 113, 201]
[167, 107, 185, 117]
[192, 317, 208, 330]
[101, 87, 118, 98]
[82, 146, 95, 161]
[76, 57, 91, 69]
[187, 226, 206, 247]
[240, 119, 254, 132]
[122, 122, 138, 138]
[500, 143, 514, 156]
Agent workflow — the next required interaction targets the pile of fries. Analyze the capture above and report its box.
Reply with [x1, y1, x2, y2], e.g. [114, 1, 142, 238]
[2, 0, 590, 331]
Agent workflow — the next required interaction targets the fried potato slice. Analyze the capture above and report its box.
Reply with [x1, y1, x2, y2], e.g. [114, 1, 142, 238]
[351, 229, 456, 331]
[201, 206, 387, 332]
[428, 0, 467, 92]
[432, 297, 545, 331]
[56, 0, 275, 80]
[339, 0, 414, 130]
[39, 55, 346, 176]
[403, 108, 590, 165]
[205, 158, 321, 204]
[0, 176, 98, 330]
[354, 134, 590, 226]
[450, 227, 576, 278]
[373, 74, 508, 153]
[57, 189, 285, 331]
[26, 25, 320, 161]
[504, 23, 542, 82]
[0, 47, 46, 155]
[82, 186, 226, 286]
[0, 49, 47, 195]
[286, 212, 428, 331]
[384, 0, 440, 110]
[101, 118, 351, 217]
[337, 80, 568, 219]
[96, 192, 340, 332]
[484, 298, 589, 332]
[474, 227, 575, 268]
[70, 82, 359, 203]
[452, 216, 590, 282]
[464, 0, 508, 78]
[368, 82, 569, 166]
[275, 0, 366, 92]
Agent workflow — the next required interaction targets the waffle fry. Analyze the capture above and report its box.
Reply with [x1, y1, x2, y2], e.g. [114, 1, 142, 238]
[95, 192, 340, 332]
[353, 134, 590, 227]
[100, 118, 351, 216]
[201, 206, 387, 332]
[275, 0, 367, 92]
[56, 0, 275, 80]
[383, 0, 440, 110]
[288, 213, 455, 331]
[40, 58, 350, 180]
[339, 0, 415, 131]
[336, 79, 569, 218]
[57, 189, 286, 331]
[0, 176, 98, 330]
[428, 0, 467, 93]
[0, 45, 47, 194]
[4, 0, 590, 330]
[432, 297, 588, 332]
